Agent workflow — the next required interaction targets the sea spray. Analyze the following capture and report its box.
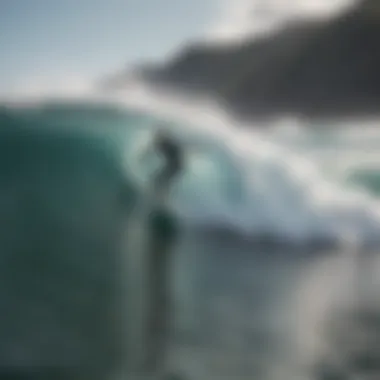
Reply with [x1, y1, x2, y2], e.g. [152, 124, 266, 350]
[3, 94, 380, 378]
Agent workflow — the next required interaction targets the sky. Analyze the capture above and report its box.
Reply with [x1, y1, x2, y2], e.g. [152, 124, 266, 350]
[0, 0, 216, 95]
[0, 0, 355, 96]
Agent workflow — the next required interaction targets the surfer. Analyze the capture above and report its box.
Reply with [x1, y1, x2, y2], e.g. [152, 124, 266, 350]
[143, 127, 184, 379]
[151, 129, 184, 202]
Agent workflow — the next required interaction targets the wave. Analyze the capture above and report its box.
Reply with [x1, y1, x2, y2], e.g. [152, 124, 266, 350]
[4, 80, 380, 380]
[107, 83, 380, 247]
[4, 83, 380, 247]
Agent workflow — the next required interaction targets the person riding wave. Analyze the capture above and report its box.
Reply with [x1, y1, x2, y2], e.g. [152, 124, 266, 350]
[137, 125, 185, 379]
[151, 128, 184, 202]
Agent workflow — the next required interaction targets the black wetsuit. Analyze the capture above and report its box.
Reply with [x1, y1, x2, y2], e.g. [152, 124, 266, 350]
[153, 135, 183, 194]
[143, 133, 183, 377]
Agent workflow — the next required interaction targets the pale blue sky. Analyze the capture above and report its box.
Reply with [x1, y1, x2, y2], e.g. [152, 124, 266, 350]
[0, 0, 217, 93]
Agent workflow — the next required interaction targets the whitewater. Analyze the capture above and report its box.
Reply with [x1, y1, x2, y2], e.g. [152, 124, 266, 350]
[34, 82, 380, 248]
[4, 82, 380, 379]
[94, 86, 380, 378]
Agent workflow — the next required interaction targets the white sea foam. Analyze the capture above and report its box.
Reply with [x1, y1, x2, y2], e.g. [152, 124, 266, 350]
[4, 78, 380, 246]
[102, 83, 380, 246]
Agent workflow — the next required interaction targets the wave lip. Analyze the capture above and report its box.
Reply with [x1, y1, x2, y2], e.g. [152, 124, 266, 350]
[6, 89, 380, 249]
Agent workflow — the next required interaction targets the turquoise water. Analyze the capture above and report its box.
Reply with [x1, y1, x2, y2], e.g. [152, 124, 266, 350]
[2, 101, 380, 379]
[5, 102, 380, 245]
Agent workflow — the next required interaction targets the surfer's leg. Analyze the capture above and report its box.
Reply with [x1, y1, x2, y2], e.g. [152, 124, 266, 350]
[145, 239, 171, 374]
[145, 210, 178, 377]
[145, 271, 169, 376]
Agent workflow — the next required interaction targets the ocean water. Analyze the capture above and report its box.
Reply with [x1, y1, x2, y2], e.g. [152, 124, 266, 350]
[2, 98, 380, 379]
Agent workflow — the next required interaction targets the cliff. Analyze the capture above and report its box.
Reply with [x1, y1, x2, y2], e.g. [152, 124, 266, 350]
[134, 0, 380, 121]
